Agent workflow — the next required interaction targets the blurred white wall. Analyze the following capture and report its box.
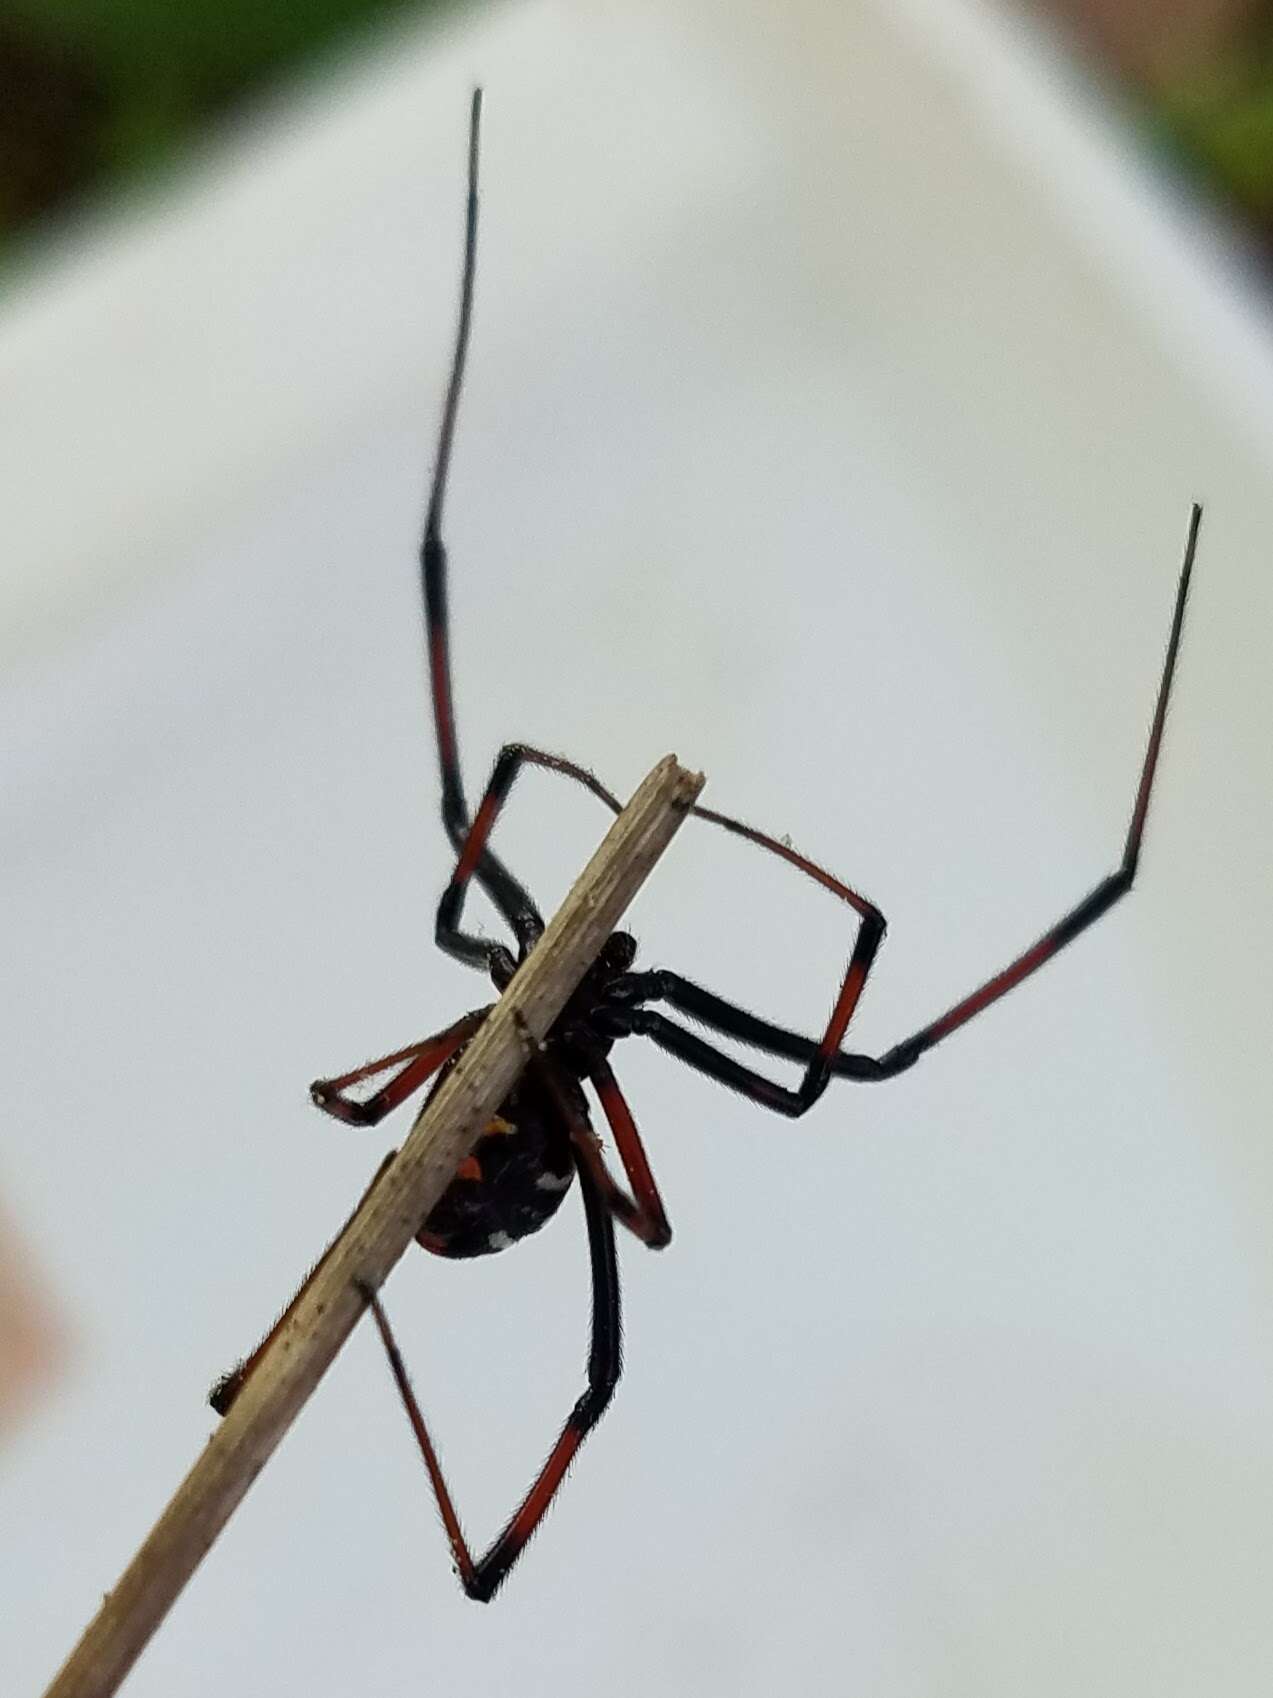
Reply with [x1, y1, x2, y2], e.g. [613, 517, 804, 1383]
[3, 2, 1273, 1695]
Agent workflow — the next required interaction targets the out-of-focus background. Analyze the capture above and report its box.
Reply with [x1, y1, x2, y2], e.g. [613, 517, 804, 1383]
[3, 1, 1273, 1695]
[5, 0, 1273, 258]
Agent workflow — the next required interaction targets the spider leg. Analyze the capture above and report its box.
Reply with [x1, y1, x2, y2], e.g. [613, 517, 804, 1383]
[584, 1059, 672, 1248]
[214, 1011, 489, 1412]
[435, 741, 632, 972]
[451, 740, 887, 1110]
[478, 733, 891, 1102]
[434, 746, 550, 973]
[535, 1053, 671, 1246]
[213, 1009, 489, 1412]
[309, 1008, 489, 1126]
[608, 968, 835, 1062]
[360, 1138, 621, 1603]
[853, 502, 1200, 1077]
[602, 1000, 873, 1118]
[481, 743, 625, 814]
[601, 888, 884, 1116]
[607, 504, 1202, 1103]
[420, 87, 542, 956]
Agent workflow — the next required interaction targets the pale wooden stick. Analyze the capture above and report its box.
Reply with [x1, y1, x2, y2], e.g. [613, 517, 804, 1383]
[44, 753, 704, 1698]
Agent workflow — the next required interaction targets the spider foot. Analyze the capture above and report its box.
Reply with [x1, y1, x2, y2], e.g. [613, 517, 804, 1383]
[310, 1080, 373, 1125]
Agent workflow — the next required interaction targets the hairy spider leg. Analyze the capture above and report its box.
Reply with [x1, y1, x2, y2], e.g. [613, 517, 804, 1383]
[440, 739, 887, 1114]
[435, 742, 625, 976]
[421, 86, 542, 960]
[447, 741, 890, 1113]
[536, 1054, 672, 1248]
[211, 1010, 490, 1415]
[584, 1060, 673, 1247]
[605, 503, 1202, 1104]
[359, 1132, 620, 1603]
[309, 1008, 490, 1126]
[650, 794, 889, 1110]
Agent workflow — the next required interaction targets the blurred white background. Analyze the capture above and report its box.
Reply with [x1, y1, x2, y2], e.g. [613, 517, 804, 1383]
[4, 1, 1273, 1694]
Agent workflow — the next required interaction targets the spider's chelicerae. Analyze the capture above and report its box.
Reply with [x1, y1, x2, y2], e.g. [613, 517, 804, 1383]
[213, 89, 1201, 1602]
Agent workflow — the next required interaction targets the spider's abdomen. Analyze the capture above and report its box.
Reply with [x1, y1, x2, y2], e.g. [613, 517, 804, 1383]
[416, 1068, 577, 1260]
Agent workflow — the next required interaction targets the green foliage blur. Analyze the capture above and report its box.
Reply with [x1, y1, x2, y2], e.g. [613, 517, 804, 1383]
[1155, 22, 1273, 232]
[0, 0, 448, 241]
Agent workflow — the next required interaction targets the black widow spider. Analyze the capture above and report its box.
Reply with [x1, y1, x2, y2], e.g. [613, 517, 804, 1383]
[213, 90, 1201, 1603]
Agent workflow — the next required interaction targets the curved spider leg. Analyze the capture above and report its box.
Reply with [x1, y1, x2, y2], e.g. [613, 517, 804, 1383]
[597, 812, 887, 1116]
[606, 969, 860, 1071]
[435, 746, 548, 976]
[214, 1010, 488, 1414]
[535, 1051, 672, 1247]
[421, 86, 542, 962]
[840, 501, 1202, 1080]
[309, 1007, 490, 1126]
[601, 989, 874, 1119]
[605, 504, 1202, 1106]
[434, 743, 625, 977]
[460, 742, 888, 1107]
[359, 1137, 621, 1603]
[584, 1059, 673, 1248]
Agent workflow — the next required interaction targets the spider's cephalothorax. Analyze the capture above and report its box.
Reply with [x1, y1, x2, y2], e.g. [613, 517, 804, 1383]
[213, 88, 1201, 1604]
[540, 928, 637, 1070]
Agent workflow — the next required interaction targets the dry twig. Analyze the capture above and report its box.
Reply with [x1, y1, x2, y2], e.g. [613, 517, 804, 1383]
[43, 752, 704, 1698]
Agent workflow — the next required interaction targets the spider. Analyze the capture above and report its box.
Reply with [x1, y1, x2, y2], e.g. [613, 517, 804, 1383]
[213, 89, 1200, 1603]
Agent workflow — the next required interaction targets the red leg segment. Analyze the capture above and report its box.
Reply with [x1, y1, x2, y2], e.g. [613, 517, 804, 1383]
[419, 88, 542, 954]
[360, 1137, 621, 1602]
[608, 504, 1202, 1098]
[866, 501, 1201, 1075]
[449, 741, 889, 1110]
[584, 1058, 672, 1247]
[309, 1009, 489, 1127]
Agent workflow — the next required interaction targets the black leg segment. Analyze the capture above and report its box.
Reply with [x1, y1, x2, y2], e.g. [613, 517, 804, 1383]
[603, 504, 1202, 1102]
[360, 1141, 621, 1602]
[420, 88, 542, 957]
